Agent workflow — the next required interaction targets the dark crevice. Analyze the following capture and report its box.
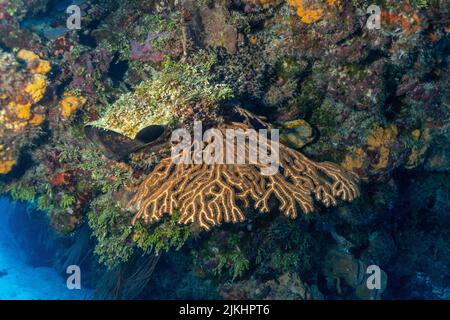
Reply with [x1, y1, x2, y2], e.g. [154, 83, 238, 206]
[107, 55, 129, 84]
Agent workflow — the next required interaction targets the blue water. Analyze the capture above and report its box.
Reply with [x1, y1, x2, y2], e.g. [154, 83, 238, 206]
[0, 198, 91, 300]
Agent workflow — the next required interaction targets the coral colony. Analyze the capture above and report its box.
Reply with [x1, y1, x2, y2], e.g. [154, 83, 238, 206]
[0, 0, 449, 300]
[131, 114, 359, 229]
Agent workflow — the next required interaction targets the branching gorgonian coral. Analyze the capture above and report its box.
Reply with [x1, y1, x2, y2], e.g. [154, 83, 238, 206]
[128, 111, 359, 230]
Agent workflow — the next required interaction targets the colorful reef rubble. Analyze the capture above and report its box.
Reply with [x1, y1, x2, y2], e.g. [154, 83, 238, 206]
[0, 0, 449, 300]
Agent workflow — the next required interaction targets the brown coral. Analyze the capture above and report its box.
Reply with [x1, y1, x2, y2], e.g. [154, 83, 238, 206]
[129, 112, 359, 230]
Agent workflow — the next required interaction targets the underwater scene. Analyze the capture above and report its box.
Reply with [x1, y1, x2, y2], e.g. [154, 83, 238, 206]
[0, 0, 449, 301]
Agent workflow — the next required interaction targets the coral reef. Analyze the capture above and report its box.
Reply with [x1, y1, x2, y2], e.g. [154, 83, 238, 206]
[0, 0, 448, 300]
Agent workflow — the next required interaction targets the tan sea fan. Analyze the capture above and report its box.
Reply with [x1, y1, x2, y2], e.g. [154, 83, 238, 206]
[128, 114, 359, 230]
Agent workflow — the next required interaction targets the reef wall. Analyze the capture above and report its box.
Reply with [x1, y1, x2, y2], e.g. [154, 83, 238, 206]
[0, 0, 449, 299]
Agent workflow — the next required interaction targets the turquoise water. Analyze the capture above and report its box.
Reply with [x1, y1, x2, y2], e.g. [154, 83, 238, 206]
[0, 198, 91, 300]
